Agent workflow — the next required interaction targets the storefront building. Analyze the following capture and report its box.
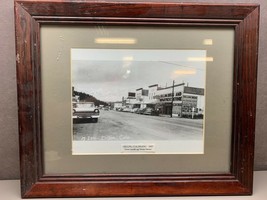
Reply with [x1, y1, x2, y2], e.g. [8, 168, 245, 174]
[122, 82, 204, 118]
[155, 83, 204, 118]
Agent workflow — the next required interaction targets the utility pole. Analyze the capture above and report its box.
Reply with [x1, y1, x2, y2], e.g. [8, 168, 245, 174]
[170, 80, 175, 118]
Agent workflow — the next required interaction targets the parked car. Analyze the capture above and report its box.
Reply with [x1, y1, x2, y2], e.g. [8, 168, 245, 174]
[122, 107, 131, 112]
[142, 107, 159, 116]
[131, 108, 139, 113]
[143, 108, 154, 115]
[116, 107, 123, 111]
[136, 108, 146, 114]
[72, 102, 100, 123]
[103, 106, 110, 111]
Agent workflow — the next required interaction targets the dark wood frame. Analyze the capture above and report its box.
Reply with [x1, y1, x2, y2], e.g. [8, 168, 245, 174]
[15, 0, 259, 198]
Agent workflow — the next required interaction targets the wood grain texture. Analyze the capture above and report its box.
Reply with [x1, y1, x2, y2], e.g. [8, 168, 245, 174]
[16, 0, 257, 19]
[14, 0, 259, 198]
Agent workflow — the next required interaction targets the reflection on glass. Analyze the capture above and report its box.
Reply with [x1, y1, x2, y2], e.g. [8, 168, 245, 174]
[123, 56, 134, 61]
[187, 57, 214, 62]
[94, 38, 137, 44]
[203, 39, 213, 45]
[173, 69, 196, 75]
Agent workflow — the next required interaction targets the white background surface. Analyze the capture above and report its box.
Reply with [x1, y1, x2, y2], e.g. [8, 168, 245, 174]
[0, 171, 266, 200]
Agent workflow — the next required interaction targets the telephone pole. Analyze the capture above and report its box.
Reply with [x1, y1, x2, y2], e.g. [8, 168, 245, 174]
[170, 80, 175, 118]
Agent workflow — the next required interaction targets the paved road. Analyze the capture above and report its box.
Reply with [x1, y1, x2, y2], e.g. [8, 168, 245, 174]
[73, 110, 203, 141]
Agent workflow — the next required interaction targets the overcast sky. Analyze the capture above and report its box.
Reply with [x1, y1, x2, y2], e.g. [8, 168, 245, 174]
[72, 49, 206, 102]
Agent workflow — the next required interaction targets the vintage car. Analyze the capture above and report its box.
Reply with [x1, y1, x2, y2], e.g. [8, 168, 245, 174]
[72, 102, 100, 123]
[143, 107, 159, 116]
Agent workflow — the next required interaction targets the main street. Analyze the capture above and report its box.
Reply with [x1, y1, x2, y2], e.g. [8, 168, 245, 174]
[73, 110, 203, 141]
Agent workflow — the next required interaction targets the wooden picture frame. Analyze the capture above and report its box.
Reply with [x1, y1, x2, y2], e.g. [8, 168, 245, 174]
[15, 0, 259, 198]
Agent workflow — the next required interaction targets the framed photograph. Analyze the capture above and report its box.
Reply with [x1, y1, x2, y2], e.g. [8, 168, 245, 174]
[71, 48, 206, 155]
[15, 0, 259, 198]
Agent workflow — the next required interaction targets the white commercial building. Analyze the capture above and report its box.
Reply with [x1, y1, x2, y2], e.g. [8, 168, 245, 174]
[122, 82, 205, 118]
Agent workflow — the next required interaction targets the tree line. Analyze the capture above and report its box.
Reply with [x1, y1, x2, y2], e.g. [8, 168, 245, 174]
[73, 90, 108, 107]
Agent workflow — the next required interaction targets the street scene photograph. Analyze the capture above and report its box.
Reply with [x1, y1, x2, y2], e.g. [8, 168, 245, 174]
[71, 49, 206, 154]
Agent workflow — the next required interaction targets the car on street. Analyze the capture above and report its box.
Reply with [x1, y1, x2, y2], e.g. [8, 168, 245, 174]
[143, 108, 153, 115]
[136, 108, 146, 114]
[141, 107, 159, 116]
[73, 102, 100, 123]
[122, 107, 131, 112]
[131, 108, 139, 113]
[103, 106, 110, 111]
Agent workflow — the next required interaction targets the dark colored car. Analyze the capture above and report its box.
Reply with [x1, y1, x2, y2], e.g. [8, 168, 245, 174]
[143, 107, 159, 116]
[143, 108, 154, 115]
[136, 108, 146, 114]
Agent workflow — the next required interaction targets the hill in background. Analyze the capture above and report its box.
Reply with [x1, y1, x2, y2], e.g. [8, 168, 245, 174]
[73, 90, 108, 107]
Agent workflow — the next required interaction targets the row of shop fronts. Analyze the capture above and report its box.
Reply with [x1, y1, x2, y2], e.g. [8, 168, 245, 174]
[112, 82, 205, 118]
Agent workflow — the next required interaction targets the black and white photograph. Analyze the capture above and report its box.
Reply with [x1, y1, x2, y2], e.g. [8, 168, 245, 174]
[71, 49, 206, 154]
